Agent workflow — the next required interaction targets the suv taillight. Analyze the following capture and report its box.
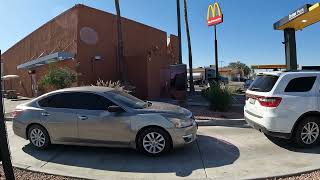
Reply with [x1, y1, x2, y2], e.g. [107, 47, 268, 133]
[257, 97, 282, 107]
[11, 109, 24, 118]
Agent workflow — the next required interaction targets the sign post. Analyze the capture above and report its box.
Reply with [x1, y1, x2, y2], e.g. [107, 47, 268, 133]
[207, 2, 223, 82]
[0, 50, 15, 180]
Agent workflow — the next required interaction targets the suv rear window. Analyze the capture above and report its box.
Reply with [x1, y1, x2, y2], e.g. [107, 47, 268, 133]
[249, 75, 279, 92]
[285, 76, 316, 92]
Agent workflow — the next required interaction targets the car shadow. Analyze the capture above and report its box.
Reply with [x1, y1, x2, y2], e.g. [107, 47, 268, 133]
[266, 135, 320, 154]
[22, 135, 240, 177]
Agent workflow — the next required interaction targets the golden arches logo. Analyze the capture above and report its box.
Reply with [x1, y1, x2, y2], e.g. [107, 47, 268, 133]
[207, 2, 223, 26]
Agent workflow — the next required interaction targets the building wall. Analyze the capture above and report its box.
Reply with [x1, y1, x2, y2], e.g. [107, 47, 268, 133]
[76, 5, 179, 99]
[125, 56, 148, 99]
[2, 4, 179, 99]
[76, 5, 118, 85]
[2, 7, 78, 97]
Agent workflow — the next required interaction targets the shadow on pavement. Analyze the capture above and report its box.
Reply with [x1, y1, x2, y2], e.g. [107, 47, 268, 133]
[22, 135, 240, 177]
[266, 135, 320, 154]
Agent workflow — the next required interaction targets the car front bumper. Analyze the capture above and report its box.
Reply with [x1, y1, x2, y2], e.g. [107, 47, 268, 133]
[169, 121, 198, 148]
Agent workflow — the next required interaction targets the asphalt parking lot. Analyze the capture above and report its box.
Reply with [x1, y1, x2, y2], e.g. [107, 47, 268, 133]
[6, 121, 320, 180]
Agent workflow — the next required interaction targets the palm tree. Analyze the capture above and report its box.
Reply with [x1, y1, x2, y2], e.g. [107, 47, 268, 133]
[114, 0, 126, 83]
[183, 0, 194, 92]
[176, 0, 182, 64]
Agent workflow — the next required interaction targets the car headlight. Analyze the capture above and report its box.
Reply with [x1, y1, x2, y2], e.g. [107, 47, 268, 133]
[168, 117, 194, 128]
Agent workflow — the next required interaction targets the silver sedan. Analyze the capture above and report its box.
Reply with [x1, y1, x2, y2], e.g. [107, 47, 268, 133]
[12, 86, 197, 156]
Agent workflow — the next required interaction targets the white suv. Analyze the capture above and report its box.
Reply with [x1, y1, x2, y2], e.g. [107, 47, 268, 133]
[245, 71, 320, 147]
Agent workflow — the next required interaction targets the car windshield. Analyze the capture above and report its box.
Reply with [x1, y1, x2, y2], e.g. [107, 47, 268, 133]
[249, 75, 279, 92]
[107, 90, 148, 109]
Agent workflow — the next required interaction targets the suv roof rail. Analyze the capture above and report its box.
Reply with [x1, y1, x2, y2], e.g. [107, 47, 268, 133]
[282, 70, 320, 72]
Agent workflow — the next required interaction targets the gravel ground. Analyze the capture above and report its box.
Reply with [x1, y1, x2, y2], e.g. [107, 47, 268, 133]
[269, 170, 320, 180]
[0, 166, 84, 180]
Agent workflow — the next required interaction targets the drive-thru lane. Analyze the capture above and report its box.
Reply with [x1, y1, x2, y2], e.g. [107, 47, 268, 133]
[6, 122, 320, 180]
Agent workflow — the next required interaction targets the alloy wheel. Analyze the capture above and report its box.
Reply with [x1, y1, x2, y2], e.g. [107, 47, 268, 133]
[142, 132, 166, 154]
[301, 122, 319, 145]
[30, 128, 46, 147]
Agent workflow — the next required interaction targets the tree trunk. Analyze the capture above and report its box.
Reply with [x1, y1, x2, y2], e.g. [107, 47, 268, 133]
[176, 0, 182, 64]
[114, 0, 127, 83]
[183, 0, 195, 92]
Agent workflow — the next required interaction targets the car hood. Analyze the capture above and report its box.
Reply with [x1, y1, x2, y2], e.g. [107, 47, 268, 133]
[136, 102, 192, 117]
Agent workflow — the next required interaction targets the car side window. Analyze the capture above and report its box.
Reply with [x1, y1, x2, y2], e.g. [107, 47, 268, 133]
[38, 92, 115, 110]
[72, 92, 116, 110]
[284, 76, 317, 92]
[38, 93, 74, 108]
[38, 96, 52, 107]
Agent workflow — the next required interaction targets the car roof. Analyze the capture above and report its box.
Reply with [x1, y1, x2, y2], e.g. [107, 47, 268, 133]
[257, 70, 320, 77]
[51, 86, 115, 93]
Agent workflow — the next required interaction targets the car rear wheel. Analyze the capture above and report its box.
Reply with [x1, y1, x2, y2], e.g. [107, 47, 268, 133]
[137, 127, 171, 156]
[293, 117, 320, 147]
[28, 125, 50, 150]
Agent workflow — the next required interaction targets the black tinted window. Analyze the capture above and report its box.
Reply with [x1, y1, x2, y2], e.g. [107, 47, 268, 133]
[38, 96, 54, 107]
[38, 94, 68, 108]
[39, 92, 115, 110]
[285, 77, 316, 92]
[249, 75, 279, 92]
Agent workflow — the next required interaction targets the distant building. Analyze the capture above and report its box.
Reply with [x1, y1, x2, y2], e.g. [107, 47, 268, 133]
[1, 4, 183, 99]
[219, 67, 244, 81]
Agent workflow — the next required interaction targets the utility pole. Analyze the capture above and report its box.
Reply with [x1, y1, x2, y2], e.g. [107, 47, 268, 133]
[219, 60, 224, 68]
[176, 0, 182, 64]
[0, 50, 15, 180]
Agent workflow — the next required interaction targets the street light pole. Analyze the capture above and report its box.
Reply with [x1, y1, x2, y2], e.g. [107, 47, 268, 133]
[0, 50, 15, 180]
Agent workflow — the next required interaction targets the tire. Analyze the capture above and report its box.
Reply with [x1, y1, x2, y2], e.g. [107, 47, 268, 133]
[293, 116, 320, 148]
[28, 125, 50, 150]
[137, 127, 171, 156]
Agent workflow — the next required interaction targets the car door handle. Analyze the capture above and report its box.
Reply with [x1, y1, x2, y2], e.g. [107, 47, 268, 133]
[78, 116, 88, 120]
[41, 112, 50, 116]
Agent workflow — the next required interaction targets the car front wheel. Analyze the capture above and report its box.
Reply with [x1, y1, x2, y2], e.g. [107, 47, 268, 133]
[28, 125, 50, 149]
[293, 117, 320, 147]
[137, 127, 171, 156]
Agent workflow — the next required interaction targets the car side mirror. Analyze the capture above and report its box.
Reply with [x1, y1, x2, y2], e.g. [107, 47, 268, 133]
[107, 105, 123, 113]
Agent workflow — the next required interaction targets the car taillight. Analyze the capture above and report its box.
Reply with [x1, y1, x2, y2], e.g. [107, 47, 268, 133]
[257, 97, 282, 107]
[11, 109, 24, 118]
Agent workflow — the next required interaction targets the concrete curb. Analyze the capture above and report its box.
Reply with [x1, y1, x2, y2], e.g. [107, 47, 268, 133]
[10, 149, 320, 180]
[196, 119, 246, 126]
[12, 162, 92, 180]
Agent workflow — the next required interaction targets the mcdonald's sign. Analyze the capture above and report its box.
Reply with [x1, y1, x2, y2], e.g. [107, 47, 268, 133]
[207, 2, 223, 26]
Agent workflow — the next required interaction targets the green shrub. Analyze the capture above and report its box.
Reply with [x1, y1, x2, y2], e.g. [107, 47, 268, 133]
[205, 85, 232, 111]
[40, 64, 77, 90]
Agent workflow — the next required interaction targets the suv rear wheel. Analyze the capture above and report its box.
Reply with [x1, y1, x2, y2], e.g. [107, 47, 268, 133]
[293, 117, 320, 147]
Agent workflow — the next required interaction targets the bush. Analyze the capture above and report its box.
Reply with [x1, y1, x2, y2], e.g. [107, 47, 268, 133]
[40, 64, 77, 90]
[91, 79, 136, 94]
[205, 85, 232, 111]
[92, 79, 124, 90]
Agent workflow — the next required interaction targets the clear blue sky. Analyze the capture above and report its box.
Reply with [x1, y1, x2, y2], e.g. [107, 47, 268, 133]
[1, 0, 319, 67]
